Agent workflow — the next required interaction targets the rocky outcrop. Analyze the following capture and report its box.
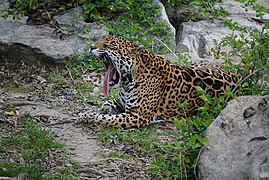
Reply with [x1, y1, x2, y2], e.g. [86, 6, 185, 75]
[152, 0, 176, 49]
[199, 95, 269, 179]
[1, 0, 268, 66]
[175, 0, 269, 63]
[0, 0, 175, 66]
[0, 1, 107, 66]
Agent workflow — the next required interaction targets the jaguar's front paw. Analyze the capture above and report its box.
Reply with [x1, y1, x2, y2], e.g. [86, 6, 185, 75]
[75, 110, 95, 124]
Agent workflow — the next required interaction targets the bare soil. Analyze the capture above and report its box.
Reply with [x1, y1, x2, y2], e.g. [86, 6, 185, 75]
[0, 63, 147, 179]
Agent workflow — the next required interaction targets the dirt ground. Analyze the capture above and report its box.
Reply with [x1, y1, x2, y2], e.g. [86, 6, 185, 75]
[0, 63, 147, 179]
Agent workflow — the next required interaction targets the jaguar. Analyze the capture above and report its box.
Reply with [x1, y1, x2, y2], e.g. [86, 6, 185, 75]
[79, 35, 241, 128]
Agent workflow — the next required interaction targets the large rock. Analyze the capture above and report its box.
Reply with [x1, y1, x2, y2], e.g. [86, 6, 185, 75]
[152, 0, 176, 49]
[176, 0, 269, 63]
[0, 0, 176, 66]
[199, 95, 269, 179]
[0, 1, 107, 66]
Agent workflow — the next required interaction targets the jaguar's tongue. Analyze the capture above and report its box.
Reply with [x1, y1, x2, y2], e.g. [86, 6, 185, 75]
[103, 65, 116, 96]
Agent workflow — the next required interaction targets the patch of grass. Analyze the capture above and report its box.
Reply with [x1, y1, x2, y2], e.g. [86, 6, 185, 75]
[147, 90, 229, 179]
[45, 69, 66, 84]
[44, 161, 79, 180]
[0, 116, 78, 179]
[3, 79, 33, 93]
[107, 88, 119, 100]
[99, 149, 130, 159]
[4, 104, 17, 113]
[96, 125, 159, 145]
[72, 82, 120, 106]
[83, 95, 103, 106]
[71, 83, 104, 105]
[94, 116, 212, 179]
[2, 118, 64, 161]
[0, 162, 43, 179]
[95, 124, 173, 164]
[66, 49, 105, 76]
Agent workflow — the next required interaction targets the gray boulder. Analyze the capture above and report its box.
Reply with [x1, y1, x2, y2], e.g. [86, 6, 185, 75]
[176, 0, 269, 63]
[0, 2, 108, 66]
[0, 0, 175, 66]
[199, 95, 269, 180]
[152, 0, 176, 49]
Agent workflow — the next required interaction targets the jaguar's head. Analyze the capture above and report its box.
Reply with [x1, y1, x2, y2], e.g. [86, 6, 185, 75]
[89, 35, 144, 96]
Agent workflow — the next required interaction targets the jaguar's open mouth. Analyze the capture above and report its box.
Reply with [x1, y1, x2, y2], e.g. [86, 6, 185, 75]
[99, 54, 120, 96]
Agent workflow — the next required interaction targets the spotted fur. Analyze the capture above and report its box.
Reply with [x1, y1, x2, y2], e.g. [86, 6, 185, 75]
[79, 35, 241, 128]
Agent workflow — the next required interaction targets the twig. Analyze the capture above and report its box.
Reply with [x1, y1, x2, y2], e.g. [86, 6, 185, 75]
[179, 151, 183, 180]
[194, 146, 206, 180]
[4, 100, 41, 107]
[179, 151, 187, 180]
[224, 66, 268, 105]
[77, 167, 108, 178]
[261, 58, 269, 90]
[66, 66, 75, 82]
[153, 37, 184, 65]
[98, 157, 140, 165]
[46, 120, 73, 126]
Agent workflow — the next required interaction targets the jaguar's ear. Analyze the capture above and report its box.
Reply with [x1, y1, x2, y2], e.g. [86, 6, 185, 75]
[128, 45, 145, 55]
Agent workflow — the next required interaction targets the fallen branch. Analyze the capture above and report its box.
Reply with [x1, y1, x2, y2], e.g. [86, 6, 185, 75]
[46, 119, 73, 126]
[97, 157, 141, 166]
[4, 100, 41, 107]
[77, 167, 108, 178]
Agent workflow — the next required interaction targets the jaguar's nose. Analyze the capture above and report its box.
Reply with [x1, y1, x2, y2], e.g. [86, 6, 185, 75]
[89, 44, 97, 52]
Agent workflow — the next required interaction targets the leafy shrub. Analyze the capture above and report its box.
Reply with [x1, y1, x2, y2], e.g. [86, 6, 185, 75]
[1, 0, 37, 19]
[148, 116, 210, 179]
[209, 1, 269, 95]
[66, 48, 104, 75]
[148, 85, 231, 179]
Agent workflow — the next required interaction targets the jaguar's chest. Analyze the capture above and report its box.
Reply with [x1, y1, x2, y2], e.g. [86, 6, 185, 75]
[118, 74, 138, 110]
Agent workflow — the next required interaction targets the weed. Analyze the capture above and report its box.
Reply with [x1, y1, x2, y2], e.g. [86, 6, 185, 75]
[3, 82, 33, 93]
[71, 82, 119, 106]
[210, 6, 269, 95]
[66, 49, 105, 76]
[0, 116, 78, 179]
[45, 69, 66, 84]
[1, 71, 34, 93]
[0, 162, 43, 179]
[4, 104, 16, 113]
[95, 125, 157, 145]
[107, 88, 120, 100]
[148, 116, 211, 179]
[147, 86, 234, 179]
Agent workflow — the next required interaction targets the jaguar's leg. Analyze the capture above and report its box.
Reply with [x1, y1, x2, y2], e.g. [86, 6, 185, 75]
[79, 111, 150, 128]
